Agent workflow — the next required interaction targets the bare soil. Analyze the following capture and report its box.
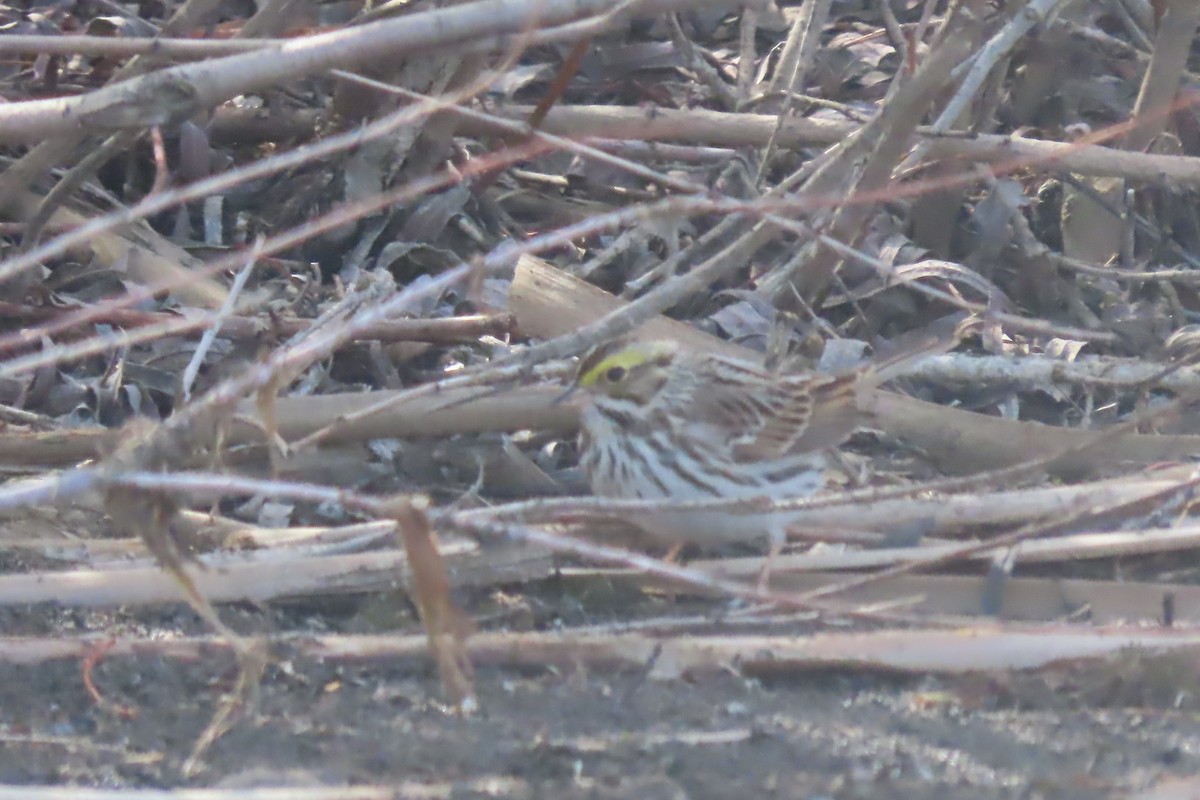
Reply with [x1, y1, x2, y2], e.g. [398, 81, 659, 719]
[1, 594, 1195, 798]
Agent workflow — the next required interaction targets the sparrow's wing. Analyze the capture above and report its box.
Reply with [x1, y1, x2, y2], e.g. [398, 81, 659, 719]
[677, 360, 839, 463]
[657, 324, 967, 465]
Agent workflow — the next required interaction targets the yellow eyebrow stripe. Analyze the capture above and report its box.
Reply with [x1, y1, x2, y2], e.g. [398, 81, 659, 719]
[577, 350, 646, 388]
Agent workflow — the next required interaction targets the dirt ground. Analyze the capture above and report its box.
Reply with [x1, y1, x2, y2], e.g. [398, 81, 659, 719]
[1, 591, 1197, 799]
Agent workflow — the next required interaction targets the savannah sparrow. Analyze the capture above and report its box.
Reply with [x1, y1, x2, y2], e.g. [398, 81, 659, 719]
[564, 336, 951, 587]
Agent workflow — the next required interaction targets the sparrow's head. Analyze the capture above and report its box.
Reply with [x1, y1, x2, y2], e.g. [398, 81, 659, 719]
[569, 338, 680, 405]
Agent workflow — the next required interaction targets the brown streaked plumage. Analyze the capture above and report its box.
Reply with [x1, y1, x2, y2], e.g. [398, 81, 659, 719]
[568, 334, 957, 588]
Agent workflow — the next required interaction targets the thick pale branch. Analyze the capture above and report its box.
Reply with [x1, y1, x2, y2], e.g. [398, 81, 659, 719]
[0, 0, 760, 143]
[465, 105, 1200, 184]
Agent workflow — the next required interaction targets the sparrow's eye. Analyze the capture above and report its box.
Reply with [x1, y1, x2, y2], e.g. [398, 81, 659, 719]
[605, 365, 627, 382]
